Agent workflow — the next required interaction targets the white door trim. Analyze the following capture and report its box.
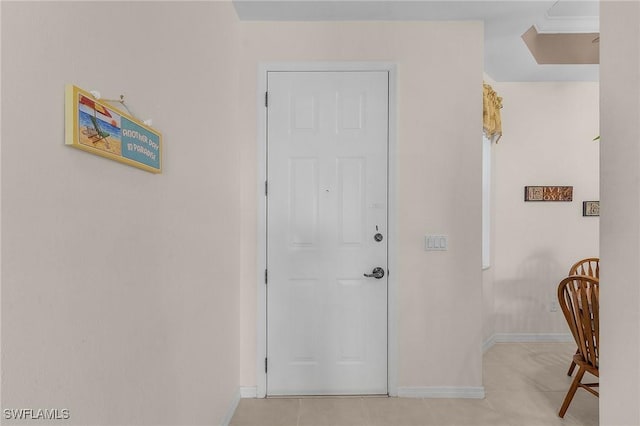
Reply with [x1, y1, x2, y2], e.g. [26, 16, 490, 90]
[256, 62, 398, 398]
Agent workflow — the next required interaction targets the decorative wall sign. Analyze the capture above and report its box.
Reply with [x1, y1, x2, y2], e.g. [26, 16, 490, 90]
[583, 201, 600, 217]
[524, 186, 573, 201]
[65, 85, 162, 173]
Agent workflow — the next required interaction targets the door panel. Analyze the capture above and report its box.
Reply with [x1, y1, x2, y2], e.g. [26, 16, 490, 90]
[337, 158, 365, 245]
[289, 158, 319, 246]
[267, 71, 389, 395]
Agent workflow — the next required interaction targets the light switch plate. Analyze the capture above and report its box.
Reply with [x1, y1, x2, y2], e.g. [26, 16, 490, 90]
[425, 235, 448, 251]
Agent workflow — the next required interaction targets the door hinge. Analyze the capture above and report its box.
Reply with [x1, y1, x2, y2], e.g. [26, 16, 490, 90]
[265, 357, 268, 373]
[265, 269, 268, 284]
[265, 92, 268, 108]
[265, 181, 268, 196]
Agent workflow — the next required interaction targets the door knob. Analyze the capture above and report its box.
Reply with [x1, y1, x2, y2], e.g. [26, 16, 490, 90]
[363, 267, 385, 279]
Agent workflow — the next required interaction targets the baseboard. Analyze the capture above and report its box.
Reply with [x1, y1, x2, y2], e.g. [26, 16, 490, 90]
[220, 388, 241, 426]
[235, 385, 483, 400]
[482, 335, 496, 353]
[397, 386, 485, 399]
[240, 386, 258, 398]
[483, 333, 573, 354]
[493, 333, 573, 343]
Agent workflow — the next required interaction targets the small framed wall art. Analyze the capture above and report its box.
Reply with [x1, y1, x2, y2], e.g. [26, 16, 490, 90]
[583, 201, 600, 217]
[65, 84, 162, 173]
[524, 186, 573, 202]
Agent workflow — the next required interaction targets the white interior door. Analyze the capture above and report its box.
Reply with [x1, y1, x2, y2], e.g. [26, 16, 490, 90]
[266, 71, 389, 395]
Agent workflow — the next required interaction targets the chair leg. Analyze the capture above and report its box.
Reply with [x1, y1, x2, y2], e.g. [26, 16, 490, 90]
[559, 366, 586, 418]
[566, 348, 580, 376]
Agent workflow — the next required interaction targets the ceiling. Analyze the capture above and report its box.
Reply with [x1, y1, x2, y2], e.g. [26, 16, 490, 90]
[232, 0, 600, 82]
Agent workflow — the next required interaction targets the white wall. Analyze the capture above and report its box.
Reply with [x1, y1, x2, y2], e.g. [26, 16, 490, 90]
[489, 82, 599, 337]
[482, 146, 497, 346]
[600, 1, 640, 424]
[1, 3, 241, 425]
[236, 21, 485, 392]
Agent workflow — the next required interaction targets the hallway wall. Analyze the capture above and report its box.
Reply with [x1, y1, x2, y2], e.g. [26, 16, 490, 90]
[600, 1, 640, 424]
[1, 3, 241, 425]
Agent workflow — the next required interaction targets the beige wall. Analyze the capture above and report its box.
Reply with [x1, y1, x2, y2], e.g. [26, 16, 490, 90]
[600, 1, 640, 424]
[237, 21, 485, 391]
[1, 2, 241, 425]
[489, 82, 599, 337]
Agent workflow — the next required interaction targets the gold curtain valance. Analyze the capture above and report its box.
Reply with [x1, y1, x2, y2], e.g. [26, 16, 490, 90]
[483, 83, 503, 142]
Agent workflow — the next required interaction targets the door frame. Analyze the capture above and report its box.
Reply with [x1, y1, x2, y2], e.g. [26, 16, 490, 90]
[256, 62, 398, 398]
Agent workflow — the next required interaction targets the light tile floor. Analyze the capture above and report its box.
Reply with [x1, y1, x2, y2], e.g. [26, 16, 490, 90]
[230, 342, 598, 426]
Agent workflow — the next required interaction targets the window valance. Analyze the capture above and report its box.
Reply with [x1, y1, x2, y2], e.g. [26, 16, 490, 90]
[483, 83, 503, 142]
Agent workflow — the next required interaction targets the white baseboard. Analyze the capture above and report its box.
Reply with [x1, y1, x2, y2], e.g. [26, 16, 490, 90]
[397, 386, 485, 399]
[483, 333, 573, 353]
[482, 335, 496, 353]
[240, 386, 258, 398]
[220, 388, 241, 426]
[494, 333, 573, 343]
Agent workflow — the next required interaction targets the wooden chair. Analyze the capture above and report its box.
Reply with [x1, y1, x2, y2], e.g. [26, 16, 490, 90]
[557, 275, 599, 418]
[569, 257, 599, 279]
[566, 257, 599, 375]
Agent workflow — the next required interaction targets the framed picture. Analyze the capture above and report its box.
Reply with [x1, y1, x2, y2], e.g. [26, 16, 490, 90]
[65, 84, 162, 173]
[583, 201, 600, 217]
[524, 186, 573, 201]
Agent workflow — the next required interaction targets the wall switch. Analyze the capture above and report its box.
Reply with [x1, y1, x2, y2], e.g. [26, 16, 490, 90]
[425, 235, 448, 251]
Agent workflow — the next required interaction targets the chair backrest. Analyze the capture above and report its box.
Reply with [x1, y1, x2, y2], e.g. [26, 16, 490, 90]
[569, 257, 599, 279]
[558, 275, 599, 370]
